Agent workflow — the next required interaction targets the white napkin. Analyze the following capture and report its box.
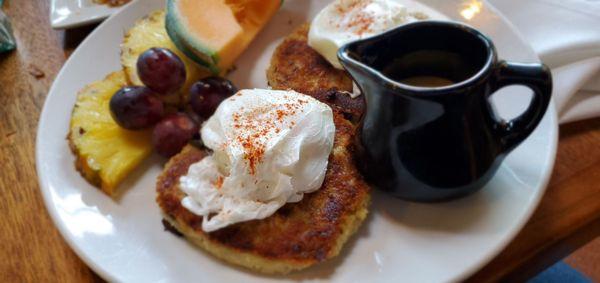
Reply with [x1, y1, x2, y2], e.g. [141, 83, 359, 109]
[489, 0, 600, 124]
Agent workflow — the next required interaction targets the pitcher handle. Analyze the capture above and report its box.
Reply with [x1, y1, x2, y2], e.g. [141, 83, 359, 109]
[487, 61, 553, 152]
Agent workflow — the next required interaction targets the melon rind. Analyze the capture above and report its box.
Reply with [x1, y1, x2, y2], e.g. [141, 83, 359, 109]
[165, 0, 222, 74]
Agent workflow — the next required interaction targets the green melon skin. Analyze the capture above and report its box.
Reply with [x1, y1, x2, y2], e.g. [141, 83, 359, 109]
[165, 0, 223, 75]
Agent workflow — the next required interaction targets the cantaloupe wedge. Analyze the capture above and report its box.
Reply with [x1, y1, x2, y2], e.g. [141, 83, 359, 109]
[165, 0, 281, 74]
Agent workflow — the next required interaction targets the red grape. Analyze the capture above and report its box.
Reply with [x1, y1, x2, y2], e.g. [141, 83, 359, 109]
[109, 86, 164, 130]
[152, 113, 199, 157]
[189, 77, 238, 118]
[137, 48, 186, 94]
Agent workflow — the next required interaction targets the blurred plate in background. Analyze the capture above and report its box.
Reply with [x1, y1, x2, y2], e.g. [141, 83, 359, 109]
[50, 0, 129, 29]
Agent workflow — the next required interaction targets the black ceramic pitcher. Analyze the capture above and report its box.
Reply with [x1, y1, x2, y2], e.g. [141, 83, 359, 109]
[338, 21, 552, 201]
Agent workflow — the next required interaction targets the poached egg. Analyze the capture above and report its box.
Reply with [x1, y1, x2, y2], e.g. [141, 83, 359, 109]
[180, 89, 335, 232]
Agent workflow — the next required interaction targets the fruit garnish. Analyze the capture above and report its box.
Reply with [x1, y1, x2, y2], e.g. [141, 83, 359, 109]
[165, 0, 282, 74]
[137, 47, 187, 94]
[109, 86, 165, 130]
[121, 10, 209, 106]
[153, 113, 199, 157]
[68, 71, 153, 196]
[189, 77, 238, 118]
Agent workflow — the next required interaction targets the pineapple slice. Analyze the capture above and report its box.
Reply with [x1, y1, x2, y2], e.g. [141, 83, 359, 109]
[68, 71, 153, 196]
[121, 10, 209, 106]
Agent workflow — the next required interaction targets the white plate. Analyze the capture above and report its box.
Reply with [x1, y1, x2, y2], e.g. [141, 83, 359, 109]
[37, 0, 558, 282]
[50, 0, 129, 29]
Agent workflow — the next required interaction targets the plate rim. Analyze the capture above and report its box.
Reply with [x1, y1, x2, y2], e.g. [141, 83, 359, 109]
[40, 2, 129, 280]
[37, 0, 559, 281]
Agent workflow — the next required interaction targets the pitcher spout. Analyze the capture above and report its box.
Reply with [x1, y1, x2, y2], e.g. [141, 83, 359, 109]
[337, 39, 385, 95]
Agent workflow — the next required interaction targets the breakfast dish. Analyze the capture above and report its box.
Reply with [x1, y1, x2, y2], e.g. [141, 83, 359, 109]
[157, 111, 369, 273]
[70, 0, 373, 273]
[37, 0, 558, 281]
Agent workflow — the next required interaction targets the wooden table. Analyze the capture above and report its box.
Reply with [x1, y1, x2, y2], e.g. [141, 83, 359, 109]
[0, 1, 598, 282]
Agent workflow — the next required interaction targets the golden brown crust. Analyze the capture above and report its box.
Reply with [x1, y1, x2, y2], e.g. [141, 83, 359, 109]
[156, 113, 370, 272]
[267, 24, 365, 123]
[266, 24, 353, 93]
